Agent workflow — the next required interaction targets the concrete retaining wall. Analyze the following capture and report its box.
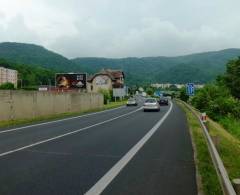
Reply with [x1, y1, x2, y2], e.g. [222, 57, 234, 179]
[0, 90, 103, 121]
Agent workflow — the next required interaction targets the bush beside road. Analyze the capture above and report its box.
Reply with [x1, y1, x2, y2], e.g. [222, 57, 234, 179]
[189, 57, 240, 142]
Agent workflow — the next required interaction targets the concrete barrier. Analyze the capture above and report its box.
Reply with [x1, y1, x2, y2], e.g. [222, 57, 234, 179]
[0, 90, 103, 121]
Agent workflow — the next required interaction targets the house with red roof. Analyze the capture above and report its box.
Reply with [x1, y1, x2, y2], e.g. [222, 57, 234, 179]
[87, 69, 125, 93]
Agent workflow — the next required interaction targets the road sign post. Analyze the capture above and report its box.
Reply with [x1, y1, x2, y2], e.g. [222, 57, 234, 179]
[154, 90, 162, 97]
[186, 83, 195, 96]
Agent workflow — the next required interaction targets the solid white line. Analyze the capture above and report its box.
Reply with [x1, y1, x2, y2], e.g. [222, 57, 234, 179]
[85, 101, 173, 195]
[0, 107, 142, 158]
[0, 105, 126, 134]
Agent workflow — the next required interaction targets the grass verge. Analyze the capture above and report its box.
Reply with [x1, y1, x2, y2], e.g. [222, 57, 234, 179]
[218, 117, 240, 140]
[177, 101, 223, 195]
[0, 100, 127, 128]
[206, 118, 240, 181]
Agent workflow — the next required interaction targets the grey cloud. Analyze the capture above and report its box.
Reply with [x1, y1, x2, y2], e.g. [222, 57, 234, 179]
[0, 11, 5, 19]
[1, 0, 240, 58]
[51, 17, 240, 58]
[0, 14, 40, 44]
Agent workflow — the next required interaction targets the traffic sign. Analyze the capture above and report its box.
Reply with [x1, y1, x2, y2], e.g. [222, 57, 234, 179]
[186, 83, 195, 96]
[154, 90, 162, 97]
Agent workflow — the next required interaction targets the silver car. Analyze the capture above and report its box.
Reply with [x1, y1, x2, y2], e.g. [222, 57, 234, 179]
[127, 98, 138, 106]
[143, 98, 160, 112]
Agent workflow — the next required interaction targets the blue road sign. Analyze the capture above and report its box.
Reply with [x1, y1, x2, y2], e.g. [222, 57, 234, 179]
[186, 83, 195, 96]
[154, 90, 162, 97]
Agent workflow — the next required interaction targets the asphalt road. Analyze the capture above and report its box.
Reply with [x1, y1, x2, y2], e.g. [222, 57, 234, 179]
[0, 99, 197, 195]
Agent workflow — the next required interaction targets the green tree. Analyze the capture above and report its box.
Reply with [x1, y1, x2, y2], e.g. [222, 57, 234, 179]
[146, 87, 154, 96]
[99, 89, 111, 104]
[0, 82, 15, 89]
[179, 87, 189, 102]
[224, 57, 240, 99]
[168, 84, 178, 91]
[0, 59, 55, 88]
[191, 84, 240, 120]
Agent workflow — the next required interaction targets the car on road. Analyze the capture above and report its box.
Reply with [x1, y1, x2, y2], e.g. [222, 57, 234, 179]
[158, 97, 169, 105]
[143, 98, 160, 112]
[127, 97, 138, 106]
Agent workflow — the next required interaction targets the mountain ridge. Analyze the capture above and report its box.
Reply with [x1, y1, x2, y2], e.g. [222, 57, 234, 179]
[1, 42, 240, 85]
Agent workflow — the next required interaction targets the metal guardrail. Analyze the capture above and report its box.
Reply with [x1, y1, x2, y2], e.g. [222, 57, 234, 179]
[178, 100, 236, 195]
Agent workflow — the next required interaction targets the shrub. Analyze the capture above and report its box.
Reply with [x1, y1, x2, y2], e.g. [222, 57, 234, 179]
[224, 57, 240, 99]
[179, 87, 189, 102]
[0, 82, 15, 89]
[99, 89, 111, 104]
[191, 84, 240, 120]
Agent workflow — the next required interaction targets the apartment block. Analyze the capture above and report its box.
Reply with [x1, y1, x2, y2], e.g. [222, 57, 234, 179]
[0, 67, 18, 88]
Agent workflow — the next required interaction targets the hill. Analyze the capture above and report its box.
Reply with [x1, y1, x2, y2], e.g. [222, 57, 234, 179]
[0, 42, 76, 71]
[0, 58, 55, 88]
[1, 42, 240, 85]
[72, 48, 240, 84]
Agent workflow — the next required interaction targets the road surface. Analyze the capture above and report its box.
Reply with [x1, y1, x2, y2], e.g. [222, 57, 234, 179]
[0, 100, 197, 195]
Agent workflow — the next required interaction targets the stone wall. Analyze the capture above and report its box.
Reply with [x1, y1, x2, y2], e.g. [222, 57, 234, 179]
[0, 90, 103, 121]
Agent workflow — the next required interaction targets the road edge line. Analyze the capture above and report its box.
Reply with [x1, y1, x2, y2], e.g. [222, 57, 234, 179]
[85, 101, 173, 195]
[0, 107, 142, 158]
[0, 105, 126, 134]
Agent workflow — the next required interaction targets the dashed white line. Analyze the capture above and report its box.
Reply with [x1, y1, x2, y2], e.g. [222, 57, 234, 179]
[85, 101, 173, 195]
[0, 107, 142, 158]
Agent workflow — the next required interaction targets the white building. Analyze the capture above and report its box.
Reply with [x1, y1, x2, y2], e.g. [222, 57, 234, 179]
[151, 83, 172, 89]
[0, 67, 18, 88]
[151, 83, 204, 89]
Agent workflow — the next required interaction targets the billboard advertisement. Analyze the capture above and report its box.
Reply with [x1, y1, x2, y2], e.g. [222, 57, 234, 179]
[56, 73, 87, 89]
[113, 86, 127, 97]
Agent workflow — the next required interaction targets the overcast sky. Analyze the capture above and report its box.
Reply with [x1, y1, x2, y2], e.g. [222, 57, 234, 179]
[0, 0, 240, 58]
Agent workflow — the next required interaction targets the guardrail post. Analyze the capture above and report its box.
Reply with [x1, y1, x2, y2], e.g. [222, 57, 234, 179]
[233, 179, 240, 195]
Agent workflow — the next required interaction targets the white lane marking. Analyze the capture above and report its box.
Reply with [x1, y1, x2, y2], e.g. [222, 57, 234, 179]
[0, 107, 143, 158]
[0, 105, 126, 134]
[85, 101, 173, 195]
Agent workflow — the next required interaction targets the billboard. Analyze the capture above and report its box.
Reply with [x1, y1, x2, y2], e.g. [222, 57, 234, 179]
[56, 73, 87, 89]
[113, 86, 127, 97]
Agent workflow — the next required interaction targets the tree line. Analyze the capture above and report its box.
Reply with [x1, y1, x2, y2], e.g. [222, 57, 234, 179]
[181, 57, 240, 139]
[0, 58, 55, 89]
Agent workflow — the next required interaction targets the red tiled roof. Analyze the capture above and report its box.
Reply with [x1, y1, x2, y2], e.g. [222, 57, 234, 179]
[88, 69, 124, 82]
[101, 69, 124, 78]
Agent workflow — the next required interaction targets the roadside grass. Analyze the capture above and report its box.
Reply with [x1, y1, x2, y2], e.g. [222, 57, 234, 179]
[0, 100, 127, 129]
[218, 117, 240, 140]
[178, 101, 223, 195]
[206, 118, 240, 180]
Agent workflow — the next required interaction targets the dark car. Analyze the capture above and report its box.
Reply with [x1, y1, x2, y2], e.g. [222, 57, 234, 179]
[158, 97, 169, 105]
